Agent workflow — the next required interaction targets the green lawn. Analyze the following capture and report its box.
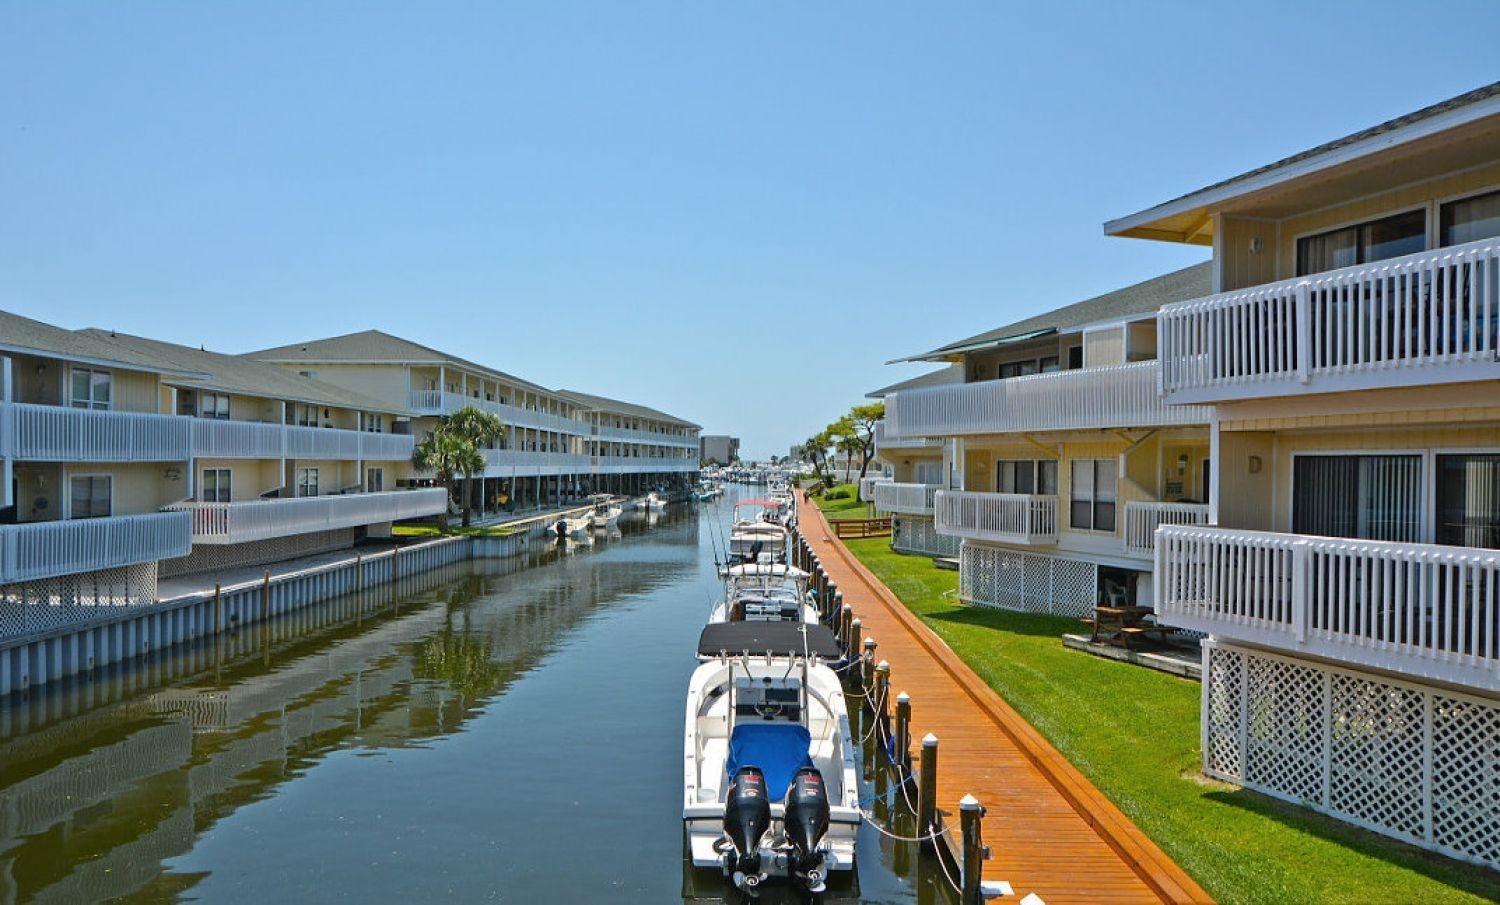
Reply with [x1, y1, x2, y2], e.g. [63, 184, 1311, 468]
[810, 483, 877, 521]
[391, 523, 523, 539]
[841, 537, 1500, 905]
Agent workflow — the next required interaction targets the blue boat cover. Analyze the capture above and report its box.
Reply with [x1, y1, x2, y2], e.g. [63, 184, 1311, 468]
[727, 723, 813, 798]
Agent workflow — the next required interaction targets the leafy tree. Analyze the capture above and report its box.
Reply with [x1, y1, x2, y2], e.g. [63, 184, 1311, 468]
[828, 416, 859, 483]
[803, 431, 833, 485]
[412, 405, 505, 529]
[849, 401, 885, 482]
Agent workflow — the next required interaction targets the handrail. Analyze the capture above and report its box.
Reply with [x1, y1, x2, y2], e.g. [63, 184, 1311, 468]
[933, 490, 1058, 544]
[0, 512, 193, 583]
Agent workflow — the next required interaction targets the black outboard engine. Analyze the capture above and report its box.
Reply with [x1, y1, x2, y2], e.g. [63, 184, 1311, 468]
[721, 766, 771, 889]
[783, 767, 831, 892]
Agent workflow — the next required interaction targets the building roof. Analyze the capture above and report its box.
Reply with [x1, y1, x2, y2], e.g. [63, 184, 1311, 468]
[80, 329, 406, 414]
[554, 388, 700, 429]
[894, 262, 1211, 363]
[866, 364, 963, 399]
[0, 309, 209, 378]
[1106, 80, 1500, 239]
[245, 329, 557, 397]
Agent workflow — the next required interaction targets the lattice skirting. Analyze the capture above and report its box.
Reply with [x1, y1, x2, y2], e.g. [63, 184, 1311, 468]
[160, 529, 358, 578]
[892, 516, 961, 558]
[958, 542, 1098, 617]
[0, 564, 160, 640]
[1203, 640, 1500, 870]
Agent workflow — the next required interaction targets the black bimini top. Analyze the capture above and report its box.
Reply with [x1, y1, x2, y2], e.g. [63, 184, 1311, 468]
[697, 622, 843, 660]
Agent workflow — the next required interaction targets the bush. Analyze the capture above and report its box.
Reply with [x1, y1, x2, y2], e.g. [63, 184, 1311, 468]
[823, 487, 852, 500]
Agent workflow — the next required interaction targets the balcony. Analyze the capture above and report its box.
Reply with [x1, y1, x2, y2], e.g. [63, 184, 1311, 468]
[883, 361, 1210, 440]
[190, 420, 415, 461]
[933, 490, 1058, 545]
[3, 403, 191, 462]
[593, 424, 699, 448]
[167, 488, 448, 544]
[873, 482, 939, 515]
[1155, 525, 1500, 693]
[1122, 501, 1210, 558]
[407, 391, 586, 435]
[0, 512, 193, 583]
[873, 422, 942, 453]
[593, 455, 697, 474]
[483, 449, 592, 477]
[1158, 236, 1500, 403]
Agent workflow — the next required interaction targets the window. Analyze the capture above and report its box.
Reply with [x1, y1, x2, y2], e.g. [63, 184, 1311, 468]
[363, 413, 384, 433]
[202, 468, 232, 502]
[1066, 346, 1083, 369]
[1436, 453, 1500, 549]
[295, 404, 318, 427]
[69, 475, 111, 519]
[1292, 454, 1421, 543]
[1069, 460, 1116, 531]
[996, 459, 1057, 495]
[1441, 189, 1500, 247]
[366, 467, 385, 493]
[199, 392, 230, 420]
[1040, 355, 1060, 372]
[1296, 209, 1426, 276]
[70, 368, 111, 410]
[297, 467, 320, 498]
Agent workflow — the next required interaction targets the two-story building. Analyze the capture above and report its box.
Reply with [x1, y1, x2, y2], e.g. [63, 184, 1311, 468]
[873, 266, 1215, 616]
[1108, 81, 1500, 868]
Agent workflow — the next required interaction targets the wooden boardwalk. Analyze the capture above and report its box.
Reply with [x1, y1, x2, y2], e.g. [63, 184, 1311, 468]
[800, 501, 1212, 904]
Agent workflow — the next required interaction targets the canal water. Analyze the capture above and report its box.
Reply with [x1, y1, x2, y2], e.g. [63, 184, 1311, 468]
[0, 487, 955, 903]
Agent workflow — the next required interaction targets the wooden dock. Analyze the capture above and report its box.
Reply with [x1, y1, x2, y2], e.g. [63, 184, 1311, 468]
[800, 502, 1212, 904]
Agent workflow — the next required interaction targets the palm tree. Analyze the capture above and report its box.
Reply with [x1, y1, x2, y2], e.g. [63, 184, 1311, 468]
[412, 431, 482, 532]
[444, 406, 505, 525]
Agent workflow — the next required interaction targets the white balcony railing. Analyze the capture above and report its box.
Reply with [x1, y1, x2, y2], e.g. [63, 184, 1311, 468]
[592, 455, 697, 474]
[407, 391, 588, 436]
[1159, 236, 1500, 402]
[191, 421, 414, 461]
[4, 403, 191, 462]
[0, 512, 193, 583]
[873, 421, 942, 452]
[1122, 501, 1210, 558]
[933, 490, 1058, 545]
[873, 482, 940, 515]
[166, 488, 448, 544]
[1156, 525, 1500, 692]
[483, 449, 592, 475]
[594, 424, 699, 448]
[884, 361, 1211, 439]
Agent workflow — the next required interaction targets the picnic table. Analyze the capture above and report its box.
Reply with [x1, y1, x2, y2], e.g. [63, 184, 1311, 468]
[1082, 605, 1176, 648]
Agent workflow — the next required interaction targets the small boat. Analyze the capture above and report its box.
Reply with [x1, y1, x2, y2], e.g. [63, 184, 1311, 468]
[552, 513, 592, 538]
[710, 563, 817, 624]
[588, 494, 623, 529]
[684, 622, 859, 893]
[632, 491, 667, 511]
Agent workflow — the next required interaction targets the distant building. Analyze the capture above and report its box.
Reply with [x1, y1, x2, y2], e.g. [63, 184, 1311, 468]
[699, 435, 739, 464]
[788, 444, 804, 462]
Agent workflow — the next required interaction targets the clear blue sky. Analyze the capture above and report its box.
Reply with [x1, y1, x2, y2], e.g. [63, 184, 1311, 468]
[3, 3, 1497, 459]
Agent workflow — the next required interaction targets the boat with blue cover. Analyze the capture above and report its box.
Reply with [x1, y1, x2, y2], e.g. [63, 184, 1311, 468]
[683, 621, 860, 893]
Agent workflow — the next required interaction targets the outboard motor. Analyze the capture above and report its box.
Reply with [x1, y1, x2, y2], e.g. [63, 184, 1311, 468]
[722, 766, 771, 889]
[783, 767, 831, 892]
[553, 518, 567, 539]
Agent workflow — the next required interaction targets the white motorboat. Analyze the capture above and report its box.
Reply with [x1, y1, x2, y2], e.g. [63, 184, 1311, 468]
[728, 521, 789, 565]
[684, 622, 859, 893]
[632, 491, 667, 511]
[552, 512, 592, 539]
[710, 563, 817, 624]
[587, 494, 623, 528]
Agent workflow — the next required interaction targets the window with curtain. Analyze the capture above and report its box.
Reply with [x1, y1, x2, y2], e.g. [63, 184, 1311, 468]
[69, 475, 111, 519]
[1436, 453, 1500, 549]
[1292, 454, 1422, 542]
[1441, 189, 1500, 247]
[199, 393, 230, 420]
[202, 468, 231, 502]
[297, 467, 320, 498]
[70, 368, 111, 410]
[997, 459, 1057, 495]
[1069, 459, 1115, 531]
[1296, 209, 1426, 276]
[366, 467, 385, 493]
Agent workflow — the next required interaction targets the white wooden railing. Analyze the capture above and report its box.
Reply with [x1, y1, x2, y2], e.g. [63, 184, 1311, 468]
[873, 421, 942, 451]
[191, 421, 414, 460]
[407, 391, 588, 435]
[484, 449, 591, 474]
[4, 403, 191, 462]
[873, 482, 940, 515]
[1123, 501, 1209, 557]
[1159, 236, 1500, 401]
[884, 361, 1210, 439]
[593, 424, 699, 448]
[0, 512, 193, 583]
[1156, 525, 1500, 692]
[166, 488, 448, 544]
[859, 474, 893, 501]
[593, 455, 697, 473]
[933, 490, 1058, 545]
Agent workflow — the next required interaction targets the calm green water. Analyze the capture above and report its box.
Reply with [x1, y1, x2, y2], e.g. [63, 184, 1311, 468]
[0, 488, 954, 903]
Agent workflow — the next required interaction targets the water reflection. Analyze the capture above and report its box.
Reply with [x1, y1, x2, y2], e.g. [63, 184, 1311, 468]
[0, 498, 942, 903]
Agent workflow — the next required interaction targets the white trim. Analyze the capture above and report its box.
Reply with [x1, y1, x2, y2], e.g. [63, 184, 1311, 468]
[1104, 92, 1500, 236]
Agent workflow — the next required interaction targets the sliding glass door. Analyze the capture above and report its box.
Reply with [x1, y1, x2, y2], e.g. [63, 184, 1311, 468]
[1436, 454, 1500, 550]
[1292, 454, 1423, 543]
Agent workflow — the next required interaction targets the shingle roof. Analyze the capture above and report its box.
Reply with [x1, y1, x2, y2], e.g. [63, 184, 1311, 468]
[554, 388, 700, 429]
[866, 364, 963, 399]
[0, 309, 208, 378]
[80, 329, 406, 414]
[245, 329, 556, 397]
[899, 262, 1211, 362]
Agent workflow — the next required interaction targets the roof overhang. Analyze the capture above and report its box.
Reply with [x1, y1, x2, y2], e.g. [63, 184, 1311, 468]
[1105, 91, 1500, 242]
[0, 341, 210, 380]
[886, 327, 1057, 365]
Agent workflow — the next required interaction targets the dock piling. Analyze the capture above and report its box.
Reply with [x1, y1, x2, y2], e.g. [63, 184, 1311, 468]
[894, 691, 911, 773]
[918, 733, 939, 833]
[960, 794, 988, 904]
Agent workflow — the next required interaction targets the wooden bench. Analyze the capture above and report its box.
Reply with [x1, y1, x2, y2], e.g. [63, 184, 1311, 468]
[831, 516, 893, 539]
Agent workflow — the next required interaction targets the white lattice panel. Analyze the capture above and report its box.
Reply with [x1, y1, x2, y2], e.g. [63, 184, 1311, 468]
[0, 563, 160, 639]
[1202, 640, 1500, 870]
[892, 516, 961, 558]
[959, 543, 1098, 617]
